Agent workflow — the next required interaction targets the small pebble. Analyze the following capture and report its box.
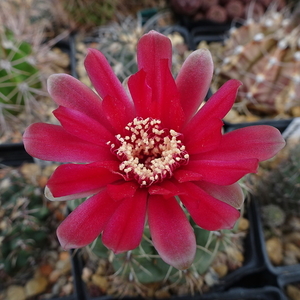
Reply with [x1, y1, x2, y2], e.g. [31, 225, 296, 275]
[49, 269, 62, 283]
[39, 264, 54, 277]
[91, 274, 109, 292]
[286, 284, 300, 300]
[82, 267, 93, 283]
[238, 217, 250, 231]
[266, 237, 283, 265]
[62, 282, 73, 295]
[59, 251, 70, 261]
[25, 276, 48, 298]
[213, 264, 228, 278]
[55, 258, 71, 274]
[6, 285, 26, 300]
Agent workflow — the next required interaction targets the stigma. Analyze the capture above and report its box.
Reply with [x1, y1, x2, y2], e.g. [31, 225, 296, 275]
[107, 117, 189, 187]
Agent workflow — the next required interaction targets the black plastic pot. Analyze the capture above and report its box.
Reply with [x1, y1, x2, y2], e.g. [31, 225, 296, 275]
[189, 23, 227, 50]
[211, 199, 270, 293]
[223, 119, 293, 134]
[0, 142, 34, 166]
[88, 286, 286, 300]
[224, 118, 300, 300]
[252, 195, 300, 295]
[199, 286, 286, 300]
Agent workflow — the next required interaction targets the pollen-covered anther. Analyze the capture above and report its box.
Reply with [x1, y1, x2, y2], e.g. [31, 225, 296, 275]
[109, 117, 189, 187]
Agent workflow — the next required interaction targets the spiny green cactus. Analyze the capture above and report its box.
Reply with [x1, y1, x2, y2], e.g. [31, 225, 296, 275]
[0, 168, 50, 279]
[76, 14, 189, 86]
[254, 143, 300, 218]
[261, 204, 286, 228]
[214, 6, 300, 118]
[0, 28, 43, 126]
[61, 0, 117, 30]
[81, 210, 244, 296]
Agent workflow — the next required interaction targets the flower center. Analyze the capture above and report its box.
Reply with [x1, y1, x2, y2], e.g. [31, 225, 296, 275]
[107, 117, 189, 187]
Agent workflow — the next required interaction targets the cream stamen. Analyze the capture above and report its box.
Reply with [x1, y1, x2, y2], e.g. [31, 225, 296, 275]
[109, 117, 189, 187]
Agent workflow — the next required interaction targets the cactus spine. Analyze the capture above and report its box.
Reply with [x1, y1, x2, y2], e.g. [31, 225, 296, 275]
[213, 6, 300, 119]
[0, 167, 50, 282]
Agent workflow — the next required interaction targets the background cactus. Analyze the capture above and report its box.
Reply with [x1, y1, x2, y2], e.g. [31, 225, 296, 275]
[252, 142, 300, 218]
[76, 13, 189, 86]
[212, 6, 300, 119]
[170, 0, 287, 23]
[251, 142, 300, 266]
[0, 28, 43, 120]
[49, 0, 118, 31]
[261, 204, 286, 228]
[0, 0, 71, 142]
[0, 167, 50, 282]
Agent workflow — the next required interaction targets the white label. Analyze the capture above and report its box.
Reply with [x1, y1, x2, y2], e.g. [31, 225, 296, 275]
[282, 118, 300, 144]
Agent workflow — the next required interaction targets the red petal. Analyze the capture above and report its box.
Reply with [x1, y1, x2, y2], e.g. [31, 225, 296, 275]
[176, 158, 259, 185]
[47, 161, 120, 198]
[196, 125, 286, 162]
[102, 95, 134, 133]
[196, 181, 244, 209]
[23, 123, 114, 162]
[156, 59, 185, 131]
[128, 69, 152, 118]
[148, 179, 183, 198]
[57, 190, 120, 249]
[176, 49, 214, 122]
[84, 48, 134, 118]
[173, 169, 203, 182]
[183, 79, 242, 135]
[47, 74, 105, 123]
[53, 106, 114, 145]
[185, 118, 223, 155]
[106, 181, 139, 201]
[130, 61, 185, 130]
[102, 189, 147, 253]
[179, 182, 241, 230]
[137, 30, 172, 98]
[148, 195, 196, 270]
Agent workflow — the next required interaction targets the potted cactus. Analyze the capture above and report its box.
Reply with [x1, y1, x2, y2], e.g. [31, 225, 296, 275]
[0, 27, 46, 143]
[252, 140, 300, 268]
[0, 0, 71, 147]
[212, 5, 300, 124]
[169, 0, 287, 32]
[0, 162, 78, 299]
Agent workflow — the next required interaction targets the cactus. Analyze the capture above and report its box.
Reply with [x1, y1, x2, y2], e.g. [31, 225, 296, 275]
[253, 143, 300, 218]
[0, 167, 50, 281]
[0, 28, 45, 133]
[170, 0, 287, 23]
[78, 208, 246, 296]
[261, 204, 286, 228]
[76, 14, 189, 85]
[213, 6, 300, 119]
[58, 0, 117, 30]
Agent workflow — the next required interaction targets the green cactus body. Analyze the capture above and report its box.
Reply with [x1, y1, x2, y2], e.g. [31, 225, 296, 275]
[76, 14, 190, 87]
[214, 8, 300, 118]
[254, 143, 300, 218]
[261, 204, 286, 228]
[62, 0, 117, 29]
[0, 169, 49, 279]
[0, 28, 42, 116]
[82, 209, 245, 296]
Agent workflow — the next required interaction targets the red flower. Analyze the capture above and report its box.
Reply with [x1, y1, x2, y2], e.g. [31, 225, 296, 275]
[23, 31, 285, 270]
